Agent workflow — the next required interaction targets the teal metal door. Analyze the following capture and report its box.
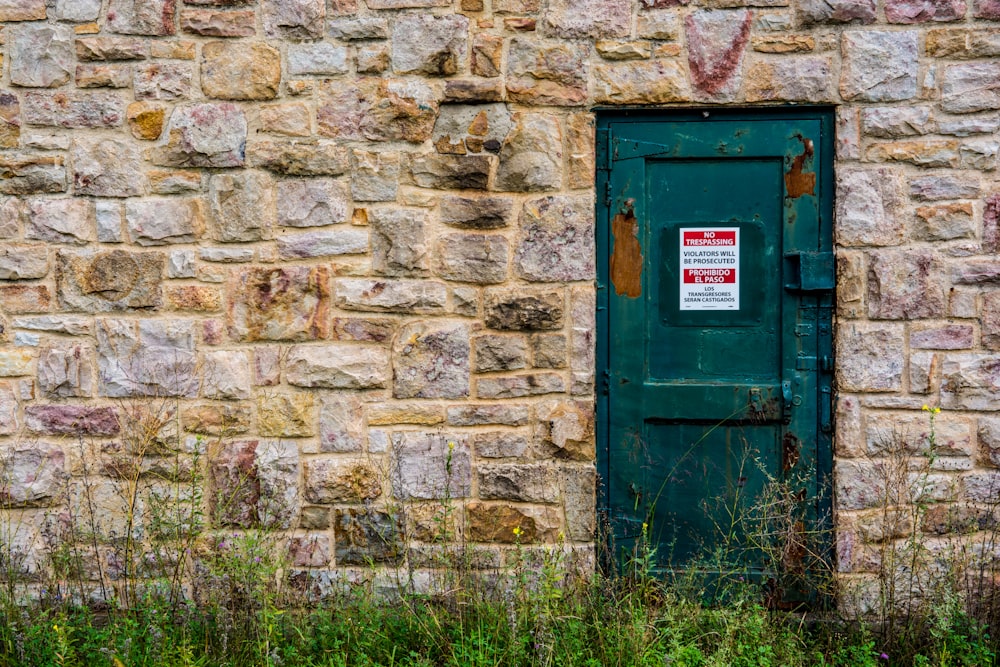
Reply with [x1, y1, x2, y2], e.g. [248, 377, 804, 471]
[596, 110, 834, 597]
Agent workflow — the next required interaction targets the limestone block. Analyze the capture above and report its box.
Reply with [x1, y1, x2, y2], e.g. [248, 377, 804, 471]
[260, 103, 311, 137]
[75, 37, 149, 61]
[71, 138, 145, 198]
[0, 155, 65, 195]
[745, 58, 836, 103]
[180, 9, 256, 37]
[288, 535, 331, 568]
[134, 62, 192, 100]
[317, 79, 438, 143]
[543, 0, 629, 39]
[126, 198, 205, 246]
[334, 509, 402, 565]
[0, 95, 19, 150]
[276, 229, 370, 259]
[391, 13, 468, 76]
[25, 404, 118, 435]
[328, 17, 389, 40]
[0, 0, 45, 20]
[0, 383, 16, 435]
[76, 64, 132, 89]
[209, 172, 275, 243]
[247, 139, 349, 176]
[25, 199, 95, 245]
[532, 334, 567, 369]
[912, 325, 974, 350]
[885, 0, 966, 22]
[836, 322, 904, 392]
[286, 344, 389, 389]
[0, 284, 50, 313]
[515, 195, 595, 282]
[942, 354, 1000, 410]
[798, 0, 876, 23]
[0, 444, 66, 508]
[473, 334, 528, 372]
[277, 179, 349, 228]
[909, 174, 980, 201]
[257, 391, 315, 437]
[182, 402, 251, 435]
[479, 463, 559, 502]
[107, 0, 176, 36]
[201, 42, 281, 101]
[96, 318, 198, 397]
[435, 234, 509, 284]
[391, 432, 472, 500]
[466, 501, 560, 543]
[472, 34, 503, 77]
[393, 320, 470, 398]
[593, 60, 687, 104]
[370, 208, 430, 277]
[835, 460, 885, 511]
[335, 278, 448, 314]
[0, 245, 48, 281]
[227, 266, 331, 341]
[686, 10, 751, 99]
[915, 202, 975, 241]
[507, 39, 587, 106]
[10, 24, 73, 88]
[152, 103, 247, 168]
[485, 287, 563, 330]
[495, 113, 562, 192]
[447, 404, 530, 426]
[433, 103, 513, 156]
[835, 167, 904, 247]
[56, 249, 163, 313]
[861, 107, 933, 138]
[563, 465, 597, 540]
[473, 432, 529, 458]
[867, 250, 946, 319]
[351, 150, 399, 202]
[262, 0, 325, 39]
[410, 154, 491, 190]
[0, 349, 33, 377]
[840, 30, 918, 102]
[440, 196, 512, 229]
[22, 91, 125, 128]
[37, 345, 93, 398]
[319, 394, 363, 452]
[201, 350, 250, 400]
[303, 460, 381, 503]
[477, 373, 565, 399]
[210, 440, 300, 528]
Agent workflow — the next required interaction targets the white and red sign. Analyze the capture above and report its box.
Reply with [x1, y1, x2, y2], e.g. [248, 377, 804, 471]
[679, 227, 739, 311]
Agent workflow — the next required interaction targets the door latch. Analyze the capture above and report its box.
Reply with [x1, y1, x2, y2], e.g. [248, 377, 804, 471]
[782, 380, 793, 423]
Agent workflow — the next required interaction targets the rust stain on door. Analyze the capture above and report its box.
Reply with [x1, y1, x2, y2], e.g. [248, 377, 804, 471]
[610, 204, 642, 298]
[784, 136, 815, 199]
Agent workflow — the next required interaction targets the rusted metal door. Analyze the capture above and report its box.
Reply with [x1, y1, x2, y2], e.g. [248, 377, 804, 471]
[596, 109, 834, 595]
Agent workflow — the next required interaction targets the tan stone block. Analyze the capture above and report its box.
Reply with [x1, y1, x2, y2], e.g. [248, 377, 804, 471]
[201, 41, 281, 101]
[257, 391, 316, 437]
[165, 285, 222, 312]
[259, 102, 311, 137]
[368, 403, 445, 426]
[180, 9, 256, 37]
[466, 501, 560, 543]
[75, 63, 130, 88]
[927, 28, 1000, 58]
[126, 101, 166, 140]
[0, 348, 33, 377]
[149, 169, 201, 194]
[752, 34, 815, 52]
[866, 139, 960, 168]
[595, 40, 652, 60]
[181, 402, 252, 435]
[150, 40, 196, 60]
[0, 284, 50, 313]
[593, 60, 688, 104]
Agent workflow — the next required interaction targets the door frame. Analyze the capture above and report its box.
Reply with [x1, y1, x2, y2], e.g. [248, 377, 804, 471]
[594, 107, 836, 583]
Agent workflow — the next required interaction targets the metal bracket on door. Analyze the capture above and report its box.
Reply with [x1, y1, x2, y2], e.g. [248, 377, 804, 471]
[783, 252, 835, 292]
[782, 380, 793, 423]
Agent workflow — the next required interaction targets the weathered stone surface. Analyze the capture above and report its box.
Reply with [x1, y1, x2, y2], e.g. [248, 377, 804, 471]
[391, 14, 468, 76]
[507, 39, 587, 106]
[367, 0, 448, 6]
[799, 0, 877, 23]
[543, 0, 629, 39]
[865, 139, 960, 168]
[915, 202, 975, 240]
[954, 259, 1000, 284]
[0, 349, 33, 377]
[563, 465, 597, 540]
[152, 103, 247, 168]
[593, 60, 687, 104]
[835, 167, 904, 246]
[304, 460, 381, 503]
[976, 0, 1000, 17]
[473, 334, 527, 372]
[941, 354, 1000, 410]
[840, 31, 919, 102]
[259, 103, 311, 137]
[108, 0, 176, 36]
[257, 391, 315, 437]
[56, 249, 163, 312]
[983, 292, 1000, 349]
[208, 172, 274, 243]
[76, 63, 132, 89]
[912, 325, 974, 349]
[247, 139, 349, 176]
[26, 404, 117, 435]
[202, 42, 281, 101]
[485, 287, 563, 330]
[0, 245, 47, 281]
[479, 463, 559, 502]
[433, 103, 512, 156]
[210, 440, 299, 528]
[126, 198, 205, 246]
[596, 40, 653, 60]
[319, 394, 363, 452]
[473, 432, 529, 458]
[410, 154, 491, 190]
[0, 284, 50, 313]
[22, 91, 124, 128]
[885, 0, 966, 23]
[277, 229, 369, 259]
[328, 17, 388, 40]
[166, 285, 222, 311]
[910, 174, 980, 201]
[867, 250, 946, 319]
[25, 199, 95, 245]
[534, 399, 594, 461]
[861, 107, 933, 138]
[75, 37, 148, 62]
[435, 234, 508, 284]
[495, 113, 562, 192]
[444, 79, 504, 103]
[288, 42, 348, 77]
[71, 138, 144, 198]
[180, 9, 256, 37]
[133, 62, 192, 100]
[836, 322, 905, 392]
[227, 266, 331, 341]
[350, 150, 399, 202]
[391, 432, 472, 500]
[262, 0, 325, 39]
[334, 509, 402, 565]
[942, 63, 1000, 114]
[10, 24, 73, 88]
[466, 501, 560, 543]
[0, 95, 20, 150]
[686, 10, 751, 98]
[835, 460, 885, 511]
[201, 349, 250, 400]
[0, 444, 66, 508]
[393, 321, 470, 398]
[440, 196, 511, 229]
[127, 102, 166, 140]
[277, 179, 349, 228]
[37, 345, 93, 398]
[370, 208, 429, 277]
[448, 404, 529, 426]
[286, 344, 388, 389]
[0, 383, 16, 435]
[745, 57, 835, 102]
[356, 46, 390, 75]
[0, 155, 66, 195]
[318, 79, 438, 143]
[978, 417, 1000, 467]
[96, 318, 197, 397]
[0, 0, 44, 21]
[335, 278, 448, 314]
[514, 196, 595, 282]
[477, 373, 565, 399]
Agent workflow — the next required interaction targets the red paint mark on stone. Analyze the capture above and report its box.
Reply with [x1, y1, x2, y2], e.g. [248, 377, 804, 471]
[885, 0, 966, 22]
[686, 10, 751, 95]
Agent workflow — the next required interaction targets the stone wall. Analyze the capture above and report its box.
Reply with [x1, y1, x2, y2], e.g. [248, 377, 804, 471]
[0, 0, 998, 600]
